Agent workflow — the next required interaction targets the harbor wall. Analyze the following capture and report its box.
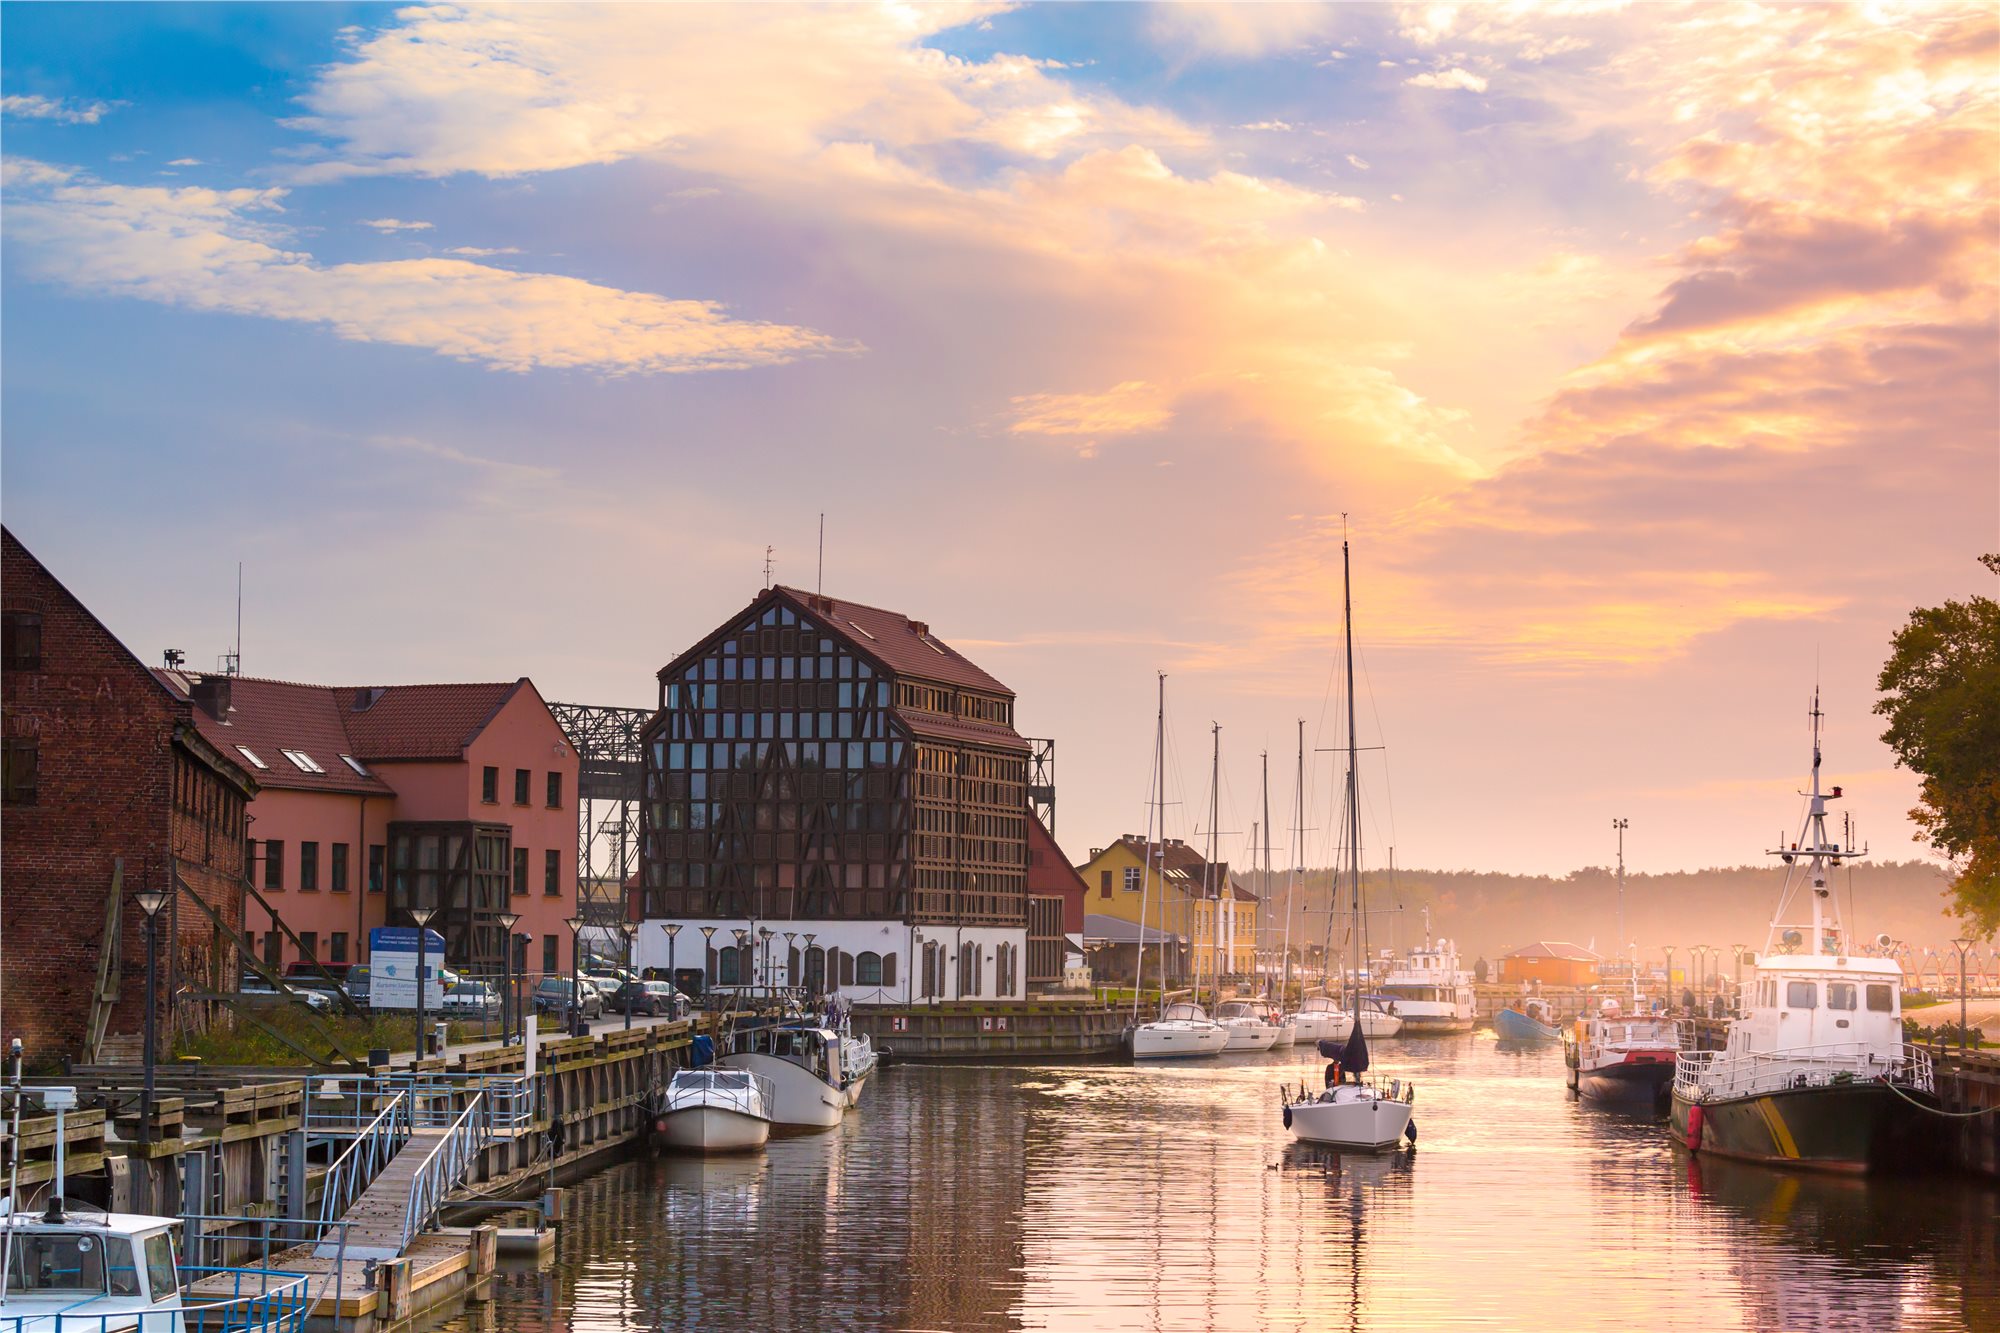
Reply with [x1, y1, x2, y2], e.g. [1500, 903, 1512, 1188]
[852, 1000, 1126, 1061]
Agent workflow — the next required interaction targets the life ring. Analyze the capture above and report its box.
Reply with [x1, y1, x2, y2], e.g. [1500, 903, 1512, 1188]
[1685, 1103, 1704, 1152]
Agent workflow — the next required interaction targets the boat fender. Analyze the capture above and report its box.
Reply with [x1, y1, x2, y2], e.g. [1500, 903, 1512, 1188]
[1405, 1082, 1416, 1105]
[1283, 1104, 1293, 1129]
[1686, 1104, 1704, 1152]
[1404, 1119, 1417, 1144]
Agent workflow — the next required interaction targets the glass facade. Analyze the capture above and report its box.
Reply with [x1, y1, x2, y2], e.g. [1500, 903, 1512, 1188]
[642, 596, 1029, 928]
[387, 820, 513, 968]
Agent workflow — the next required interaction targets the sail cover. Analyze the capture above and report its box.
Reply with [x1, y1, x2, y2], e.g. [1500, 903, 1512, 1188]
[1339, 1022, 1370, 1075]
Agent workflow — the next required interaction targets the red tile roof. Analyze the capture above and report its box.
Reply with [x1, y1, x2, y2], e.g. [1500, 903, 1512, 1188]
[894, 711, 1029, 752]
[151, 673, 532, 792]
[774, 587, 1012, 695]
[1504, 940, 1601, 962]
[1110, 834, 1233, 896]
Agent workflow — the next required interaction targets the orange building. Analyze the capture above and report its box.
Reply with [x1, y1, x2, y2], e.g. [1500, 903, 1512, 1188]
[1498, 941, 1602, 987]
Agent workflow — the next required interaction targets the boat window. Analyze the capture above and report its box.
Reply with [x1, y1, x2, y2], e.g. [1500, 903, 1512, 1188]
[1827, 982, 1857, 1011]
[144, 1231, 177, 1301]
[6, 1231, 106, 1294]
[105, 1237, 141, 1296]
[1866, 983, 1894, 1013]
[1786, 981, 1817, 1008]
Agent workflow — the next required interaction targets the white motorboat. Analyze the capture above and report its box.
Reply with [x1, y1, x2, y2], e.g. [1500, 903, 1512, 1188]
[1377, 926, 1477, 1034]
[655, 1069, 775, 1153]
[1291, 992, 1403, 1042]
[718, 1023, 853, 1131]
[1213, 1000, 1285, 1052]
[1129, 1001, 1230, 1060]
[1284, 1075, 1417, 1151]
[839, 1033, 877, 1106]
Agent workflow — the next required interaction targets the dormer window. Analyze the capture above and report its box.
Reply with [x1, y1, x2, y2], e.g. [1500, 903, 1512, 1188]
[340, 754, 370, 777]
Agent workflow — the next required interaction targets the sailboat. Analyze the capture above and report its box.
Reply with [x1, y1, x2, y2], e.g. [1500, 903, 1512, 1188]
[1670, 698, 1937, 1171]
[1196, 724, 1280, 1053]
[1282, 533, 1418, 1151]
[1128, 673, 1229, 1061]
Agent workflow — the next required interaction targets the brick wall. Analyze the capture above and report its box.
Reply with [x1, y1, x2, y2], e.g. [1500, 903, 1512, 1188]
[1, 529, 254, 1064]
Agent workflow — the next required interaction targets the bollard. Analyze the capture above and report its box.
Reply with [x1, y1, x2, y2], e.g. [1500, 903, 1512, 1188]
[379, 1257, 414, 1321]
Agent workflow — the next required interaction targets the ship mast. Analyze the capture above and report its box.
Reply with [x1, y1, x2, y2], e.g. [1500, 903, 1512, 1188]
[1343, 535, 1363, 1016]
[1765, 692, 1864, 958]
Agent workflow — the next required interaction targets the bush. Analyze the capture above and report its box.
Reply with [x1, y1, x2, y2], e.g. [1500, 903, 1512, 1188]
[173, 1003, 468, 1066]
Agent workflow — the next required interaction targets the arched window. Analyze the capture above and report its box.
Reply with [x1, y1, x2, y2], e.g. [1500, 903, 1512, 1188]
[881, 952, 897, 987]
[804, 946, 826, 994]
[857, 951, 883, 986]
[838, 949, 855, 987]
[718, 945, 741, 985]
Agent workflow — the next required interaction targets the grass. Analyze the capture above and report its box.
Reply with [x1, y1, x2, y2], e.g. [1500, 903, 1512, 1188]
[173, 1004, 471, 1067]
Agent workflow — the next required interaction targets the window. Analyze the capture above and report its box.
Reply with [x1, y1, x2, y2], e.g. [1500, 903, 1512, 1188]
[1099, 870, 1112, 899]
[2, 738, 36, 806]
[280, 749, 325, 774]
[513, 848, 529, 896]
[299, 842, 319, 891]
[235, 745, 269, 770]
[368, 844, 385, 893]
[512, 934, 528, 972]
[1123, 866, 1141, 892]
[544, 850, 560, 896]
[340, 754, 370, 777]
[1866, 983, 1894, 1013]
[1827, 981, 1857, 1011]
[1786, 980, 1817, 1008]
[331, 843, 349, 893]
[144, 1233, 176, 1304]
[857, 951, 883, 986]
[262, 931, 281, 968]
[330, 932, 349, 963]
[514, 768, 530, 805]
[264, 839, 285, 889]
[2, 611, 43, 671]
[298, 931, 317, 961]
[547, 771, 562, 808]
[6, 1231, 106, 1293]
[543, 935, 559, 975]
[481, 766, 498, 803]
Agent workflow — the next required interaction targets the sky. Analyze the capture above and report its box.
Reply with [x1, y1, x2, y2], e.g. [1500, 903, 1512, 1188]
[3, 2, 1994, 881]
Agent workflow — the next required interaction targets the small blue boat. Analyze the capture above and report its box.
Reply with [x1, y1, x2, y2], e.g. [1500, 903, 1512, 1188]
[1494, 1003, 1560, 1042]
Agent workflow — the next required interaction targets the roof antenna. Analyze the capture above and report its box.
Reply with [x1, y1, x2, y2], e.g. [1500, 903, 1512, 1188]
[763, 545, 775, 590]
[221, 561, 243, 677]
[817, 513, 825, 596]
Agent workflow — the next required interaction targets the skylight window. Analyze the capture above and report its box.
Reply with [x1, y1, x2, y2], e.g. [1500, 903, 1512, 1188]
[847, 620, 877, 641]
[281, 749, 326, 774]
[235, 745, 268, 770]
[340, 754, 370, 777]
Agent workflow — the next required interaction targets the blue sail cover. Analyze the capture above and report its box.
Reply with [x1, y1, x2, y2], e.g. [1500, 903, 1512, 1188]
[1340, 1022, 1370, 1075]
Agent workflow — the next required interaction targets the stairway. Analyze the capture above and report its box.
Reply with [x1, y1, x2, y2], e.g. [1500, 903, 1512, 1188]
[318, 1131, 444, 1261]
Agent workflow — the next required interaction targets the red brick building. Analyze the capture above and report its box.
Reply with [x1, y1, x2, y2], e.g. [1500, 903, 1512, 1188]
[2, 528, 258, 1064]
[1025, 817, 1087, 985]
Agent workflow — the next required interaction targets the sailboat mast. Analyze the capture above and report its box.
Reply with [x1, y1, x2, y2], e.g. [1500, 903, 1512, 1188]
[1206, 723, 1222, 1003]
[1261, 751, 1272, 1000]
[1343, 535, 1362, 1013]
[1133, 672, 1165, 1024]
[1287, 720, 1301, 1000]
[1156, 672, 1170, 1011]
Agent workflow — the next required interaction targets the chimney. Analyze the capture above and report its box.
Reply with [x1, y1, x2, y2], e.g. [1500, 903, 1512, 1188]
[909, 621, 929, 638]
[190, 674, 232, 722]
[353, 687, 384, 712]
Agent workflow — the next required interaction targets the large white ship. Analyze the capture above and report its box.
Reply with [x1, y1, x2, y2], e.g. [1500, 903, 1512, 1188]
[1377, 927, 1476, 1035]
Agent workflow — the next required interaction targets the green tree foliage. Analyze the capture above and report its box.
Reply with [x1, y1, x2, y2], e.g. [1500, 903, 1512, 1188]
[1875, 554, 2000, 935]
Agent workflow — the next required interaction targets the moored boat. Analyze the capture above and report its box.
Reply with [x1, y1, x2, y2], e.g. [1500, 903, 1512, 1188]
[655, 1069, 775, 1153]
[1562, 999, 1680, 1107]
[1213, 1000, 1283, 1052]
[718, 1022, 854, 1131]
[1289, 992, 1402, 1042]
[1129, 1002, 1230, 1060]
[1377, 930, 1476, 1034]
[1495, 999, 1561, 1043]
[1669, 699, 1937, 1172]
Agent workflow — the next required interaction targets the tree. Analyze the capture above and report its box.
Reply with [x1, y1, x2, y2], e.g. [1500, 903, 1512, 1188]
[1875, 555, 2000, 934]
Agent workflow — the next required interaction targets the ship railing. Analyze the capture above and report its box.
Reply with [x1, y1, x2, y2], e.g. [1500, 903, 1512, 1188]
[664, 1070, 775, 1119]
[316, 1091, 409, 1225]
[1674, 1042, 1934, 1102]
[0, 1267, 316, 1333]
[399, 1092, 485, 1254]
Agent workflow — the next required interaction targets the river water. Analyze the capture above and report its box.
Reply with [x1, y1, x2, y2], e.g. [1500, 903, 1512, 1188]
[442, 1034, 1997, 1331]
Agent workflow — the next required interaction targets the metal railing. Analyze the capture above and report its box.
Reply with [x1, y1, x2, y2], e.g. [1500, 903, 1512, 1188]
[400, 1092, 485, 1254]
[316, 1092, 409, 1229]
[663, 1070, 775, 1119]
[0, 1266, 314, 1332]
[308, 1072, 532, 1140]
[1674, 1042, 1935, 1102]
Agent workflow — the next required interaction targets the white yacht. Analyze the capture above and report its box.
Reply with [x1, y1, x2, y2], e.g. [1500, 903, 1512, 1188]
[1291, 992, 1403, 1042]
[1377, 929, 1476, 1034]
[1218, 999, 1293, 1048]
[719, 1023, 855, 1131]
[1130, 1001, 1230, 1060]
[1284, 1073, 1417, 1152]
[655, 1069, 775, 1154]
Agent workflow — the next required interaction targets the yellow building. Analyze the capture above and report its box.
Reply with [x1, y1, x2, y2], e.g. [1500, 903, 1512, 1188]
[1074, 836, 1259, 980]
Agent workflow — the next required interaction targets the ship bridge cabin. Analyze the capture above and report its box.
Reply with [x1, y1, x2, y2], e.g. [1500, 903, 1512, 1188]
[1731, 954, 1904, 1059]
[637, 587, 1030, 1004]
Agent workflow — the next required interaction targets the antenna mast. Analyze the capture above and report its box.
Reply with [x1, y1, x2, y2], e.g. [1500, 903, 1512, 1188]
[817, 514, 825, 596]
[763, 546, 775, 590]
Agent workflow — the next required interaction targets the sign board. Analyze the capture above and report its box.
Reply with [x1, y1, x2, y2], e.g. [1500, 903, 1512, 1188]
[368, 927, 447, 1009]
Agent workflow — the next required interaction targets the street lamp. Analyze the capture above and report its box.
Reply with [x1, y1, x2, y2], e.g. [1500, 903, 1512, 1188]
[782, 931, 797, 990]
[1611, 818, 1628, 959]
[496, 911, 521, 1046]
[619, 920, 640, 1029]
[698, 925, 718, 995]
[662, 923, 682, 1002]
[408, 907, 437, 1059]
[757, 926, 775, 992]
[563, 916, 587, 1036]
[133, 882, 170, 1146]
[1690, 946, 1708, 1013]
[1952, 938, 1974, 1050]
[1731, 943, 1746, 1015]
[803, 932, 818, 996]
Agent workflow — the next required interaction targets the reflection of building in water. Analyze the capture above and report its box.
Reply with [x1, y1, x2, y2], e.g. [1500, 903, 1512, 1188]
[1682, 1154, 1988, 1330]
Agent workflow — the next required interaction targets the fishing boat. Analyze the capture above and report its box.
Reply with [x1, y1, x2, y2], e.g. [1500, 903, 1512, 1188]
[1279, 533, 1418, 1153]
[654, 1069, 776, 1153]
[1377, 926, 1477, 1034]
[1213, 1000, 1285, 1052]
[1670, 699, 1937, 1172]
[1563, 997, 1681, 1106]
[718, 1022, 856, 1130]
[1495, 997, 1562, 1043]
[819, 995, 878, 1107]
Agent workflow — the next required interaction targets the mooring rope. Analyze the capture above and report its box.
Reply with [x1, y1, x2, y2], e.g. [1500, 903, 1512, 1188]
[1886, 1076, 2000, 1118]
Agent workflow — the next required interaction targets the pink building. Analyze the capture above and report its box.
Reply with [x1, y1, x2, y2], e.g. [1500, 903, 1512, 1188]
[151, 671, 581, 982]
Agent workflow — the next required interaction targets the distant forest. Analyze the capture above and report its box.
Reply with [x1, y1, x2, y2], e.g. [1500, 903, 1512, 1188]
[1236, 860, 1961, 966]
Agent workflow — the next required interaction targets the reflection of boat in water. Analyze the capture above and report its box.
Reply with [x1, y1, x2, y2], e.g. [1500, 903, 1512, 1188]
[1671, 702, 1936, 1173]
[656, 1069, 775, 1153]
[1494, 998, 1560, 1043]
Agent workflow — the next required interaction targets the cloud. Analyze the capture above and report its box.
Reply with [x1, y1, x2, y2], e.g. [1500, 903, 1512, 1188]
[3, 160, 855, 375]
[1346, 153, 1371, 170]
[359, 217, 433, 232]
[1405, 68, 1489, 92]
[166, 157, 205, 168]
[445, 245, 522, 257]
[1148, 4, 1341, 58]
[1007, 380, 1175, 446]
[1237, 120, 1296, 132]
[2, 94, 113, 124]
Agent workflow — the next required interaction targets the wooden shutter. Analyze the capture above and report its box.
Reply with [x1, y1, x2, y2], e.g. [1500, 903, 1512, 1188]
[882, 952, 897, 987]
[839, 949, 855, 987]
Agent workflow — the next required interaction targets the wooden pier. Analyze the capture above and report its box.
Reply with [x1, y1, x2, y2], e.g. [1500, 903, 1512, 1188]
[852, 999, 1127, 1061]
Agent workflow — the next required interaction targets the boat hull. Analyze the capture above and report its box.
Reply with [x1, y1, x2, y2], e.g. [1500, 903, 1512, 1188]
[1494, 1009, 1559, 1042]
[1220, 1021, 1280, 1052]
[1392, 1014, 1475, 1035]
[657, 1104, 771, 1153]
[718, 1053, 847, 1130]
[1670, 1081, 1935, 1174]
[1129, 1021, 1229, 1059]
[1287, 1091, 1414, 1150]
[1571, 1057, 1675, 1108]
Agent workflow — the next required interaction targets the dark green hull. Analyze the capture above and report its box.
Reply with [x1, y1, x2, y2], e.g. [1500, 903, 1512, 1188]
[1670, 1080, 1935, 1174]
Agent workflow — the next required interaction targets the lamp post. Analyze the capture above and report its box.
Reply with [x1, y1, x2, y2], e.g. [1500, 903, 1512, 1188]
[698, 925, 718, 995]
[757, 927, 775, 992]
[1952, 938, 1974, 1050]
[408, 907, 437, 1059]
[563, 916, 586, 1036]
[782, 931, 797, 991]
[497, 911, 521, 1046]
[663, 923, 682, 1002]
[1611, 818, 1628, 960]
[803, 933, 818, 997]
[620, 921, 640, 1029]
[1690, 946, 1707, 1013]
[732, 928, 750, 991]
[1662, 946, 1676, 1013]
[133, 882, 170, 1146]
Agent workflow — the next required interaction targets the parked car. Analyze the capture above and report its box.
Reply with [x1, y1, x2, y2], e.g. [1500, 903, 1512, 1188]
[442, 981, 500, 1020]
[343, 965, 372, 1007]
[609, 980, 687, 1017]
[239, 975, 333, 1013]
[283, 960, 353, 984]
[532, 976, 602, 1021]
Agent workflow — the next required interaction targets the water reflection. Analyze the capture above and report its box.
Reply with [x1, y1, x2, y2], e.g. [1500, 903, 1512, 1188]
[438, 1034, 1995, 1332]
